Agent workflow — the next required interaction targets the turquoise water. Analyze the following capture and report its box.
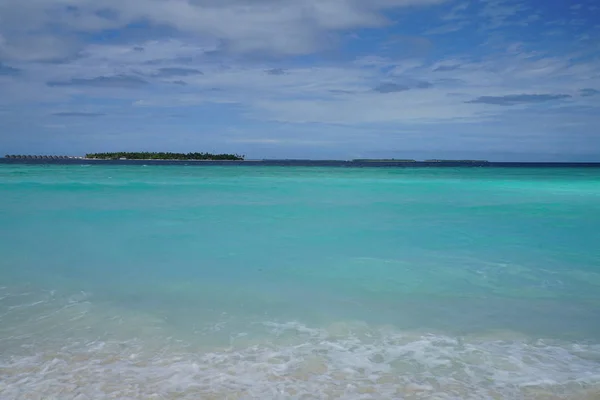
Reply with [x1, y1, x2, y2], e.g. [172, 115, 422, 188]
[1, 165, 600, 399]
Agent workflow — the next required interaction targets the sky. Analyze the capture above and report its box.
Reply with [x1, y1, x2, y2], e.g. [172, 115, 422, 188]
[0, 0, 599, 160]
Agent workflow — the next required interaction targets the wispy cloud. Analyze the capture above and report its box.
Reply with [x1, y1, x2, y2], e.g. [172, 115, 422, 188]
[422, 1, 471, 35]
[266, 68, 286, 76]
[467, 94, 572, 106]
[442, 2, 470, 21]
[479, 0, 530, 30]
[52, 112, 106, 117]
[580, 88, 599, 97]
[0, 63, 20, 76]
[372, 78, 433, 92]
[153, 68, 203, 78]
[433, 64, 461, 72]
[416, 81, 433, 89]
[424, 21, 469, 35]
[373, 80, 433, 93]
[373, 83, 410, 93]
[47, 75, 148, 88]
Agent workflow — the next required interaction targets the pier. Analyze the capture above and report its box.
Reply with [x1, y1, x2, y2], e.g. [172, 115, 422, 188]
[4, 155, 82, 160]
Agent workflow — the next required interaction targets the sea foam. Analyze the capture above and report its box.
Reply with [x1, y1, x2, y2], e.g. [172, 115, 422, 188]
[1, 289, 599, 400]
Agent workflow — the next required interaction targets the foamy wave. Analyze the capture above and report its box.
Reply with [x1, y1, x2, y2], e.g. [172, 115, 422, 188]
[2, 320, 600, 399]
[2, 288, 600, 399]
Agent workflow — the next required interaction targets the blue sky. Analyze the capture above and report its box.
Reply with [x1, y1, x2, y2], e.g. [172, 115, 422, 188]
[0, 0, 599, 160]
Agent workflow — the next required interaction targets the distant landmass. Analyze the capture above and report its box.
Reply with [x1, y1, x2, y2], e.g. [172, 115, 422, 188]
[4, 156, 600, 168]
[85, 152, 244, 161]
[352, 159, 490, 163]
[4, 154, 487, 163]
[423, 159, 490, 163]
[352, 159, 417, 162]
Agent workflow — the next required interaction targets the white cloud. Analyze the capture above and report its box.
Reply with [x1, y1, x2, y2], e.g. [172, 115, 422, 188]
[0, 0, 598, 153]
[478, 0, 530, 30]
[251, 92, 488, 125]
[424, 21, 469, 35]
[5, 33, 599, 129]
[0, 34, 81, 62]
[227, 138, 333, 146]
[0, 0, 447, 61]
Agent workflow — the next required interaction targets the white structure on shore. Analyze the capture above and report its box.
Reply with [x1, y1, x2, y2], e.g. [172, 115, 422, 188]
[4, 155, 84, 159]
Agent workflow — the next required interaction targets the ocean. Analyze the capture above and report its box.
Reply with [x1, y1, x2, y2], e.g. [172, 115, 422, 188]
[1, 163, 600, 399]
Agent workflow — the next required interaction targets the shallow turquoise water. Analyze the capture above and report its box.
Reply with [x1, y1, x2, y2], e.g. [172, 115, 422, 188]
[1, 165, 600, 399]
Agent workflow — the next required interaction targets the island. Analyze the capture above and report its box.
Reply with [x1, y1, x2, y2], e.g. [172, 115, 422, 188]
[84, 152, 244, 161]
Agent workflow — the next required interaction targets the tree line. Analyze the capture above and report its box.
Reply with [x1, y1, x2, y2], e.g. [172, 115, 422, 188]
[85, 152, 245, 160]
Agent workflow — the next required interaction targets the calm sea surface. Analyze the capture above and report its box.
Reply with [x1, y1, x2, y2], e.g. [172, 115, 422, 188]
[1, 164, 600, 399]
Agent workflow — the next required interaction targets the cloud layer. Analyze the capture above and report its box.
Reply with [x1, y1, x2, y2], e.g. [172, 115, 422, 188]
[0, 0, 599, 160]
[52, 112, 106, 117]
[0, 0, 446, 61]
[467, 94, 572, 106]
[47, 75, 149, 88]
[0, 62, 20, 76]
[153, 68, 204, 78]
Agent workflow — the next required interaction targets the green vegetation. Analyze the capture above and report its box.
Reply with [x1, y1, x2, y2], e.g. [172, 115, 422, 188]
[85, 152, 244, 161]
